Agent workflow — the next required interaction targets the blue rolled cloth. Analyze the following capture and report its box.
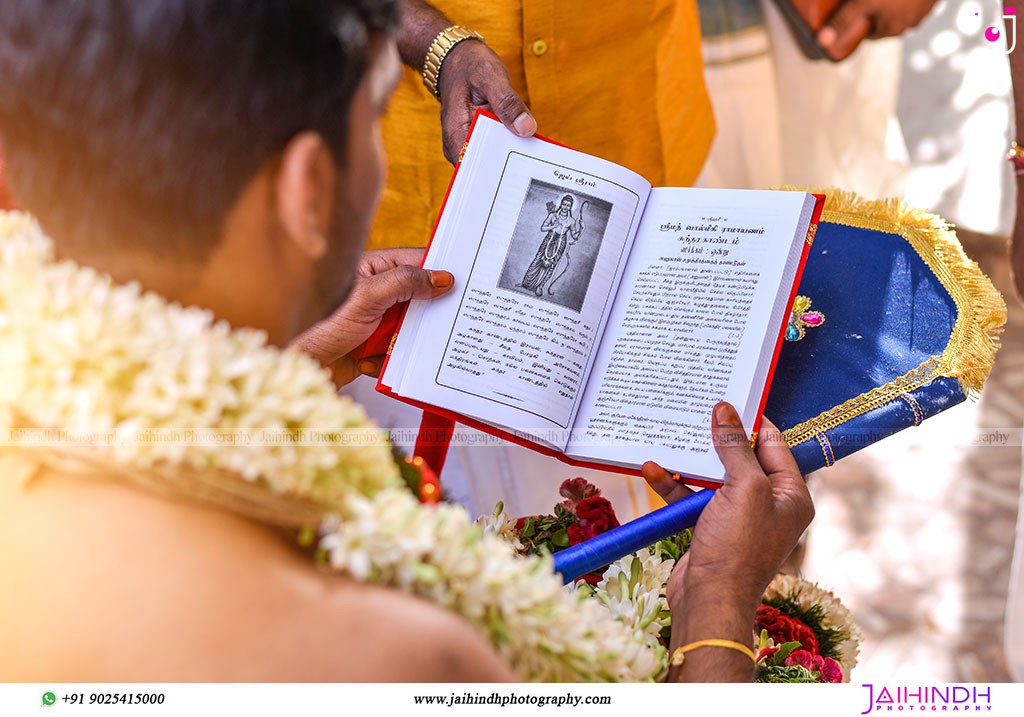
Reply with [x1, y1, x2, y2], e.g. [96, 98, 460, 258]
[552, 489, 713, 583]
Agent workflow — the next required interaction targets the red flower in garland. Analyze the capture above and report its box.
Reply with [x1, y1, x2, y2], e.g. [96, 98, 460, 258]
[576, 572, 603, 586]
[558, 477, 601, 513]
[755, 605, 820, 655]
[567, 524, 587, 546]
[513, 479, 621, 584]
[568, 496, 620, 545]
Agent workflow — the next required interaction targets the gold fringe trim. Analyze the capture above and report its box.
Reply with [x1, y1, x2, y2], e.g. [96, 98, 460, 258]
[777, 187, 1007, 447]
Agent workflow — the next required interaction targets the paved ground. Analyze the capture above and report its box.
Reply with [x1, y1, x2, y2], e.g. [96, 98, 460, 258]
[801, 230, 1021, 683]
[900, 0, 1015, 236]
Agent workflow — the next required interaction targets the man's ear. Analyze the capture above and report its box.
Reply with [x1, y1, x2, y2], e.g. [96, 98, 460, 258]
[275, 132, 337, 260]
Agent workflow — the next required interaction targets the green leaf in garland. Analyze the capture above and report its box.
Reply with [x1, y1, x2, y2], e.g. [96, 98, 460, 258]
[756, 664, 820, 683]
[658, 539, 681, 561]
[770, 641, 803, 667]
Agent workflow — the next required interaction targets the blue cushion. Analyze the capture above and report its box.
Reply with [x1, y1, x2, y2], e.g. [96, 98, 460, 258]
[766, 217, 968, 473]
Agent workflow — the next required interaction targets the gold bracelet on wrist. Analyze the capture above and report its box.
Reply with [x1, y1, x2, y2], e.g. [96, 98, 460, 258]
[421, 25, 484, 99]
[670, 639, 757, 668]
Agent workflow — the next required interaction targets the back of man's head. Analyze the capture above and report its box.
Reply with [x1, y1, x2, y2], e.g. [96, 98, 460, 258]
[0, 0, 400, 262]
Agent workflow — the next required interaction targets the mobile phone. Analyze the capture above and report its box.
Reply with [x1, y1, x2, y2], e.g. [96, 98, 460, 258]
[771, 0, 845, 61]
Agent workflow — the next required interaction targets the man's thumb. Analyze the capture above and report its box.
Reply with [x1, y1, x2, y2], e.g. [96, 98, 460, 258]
[357, 266, 453, 312]
[481, 75, 536, 138]
[711, 402, 763, 484]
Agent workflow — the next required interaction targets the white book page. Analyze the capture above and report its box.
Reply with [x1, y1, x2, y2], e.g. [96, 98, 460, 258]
[567, 188, 812, 479]
[388, 115, 651, 450]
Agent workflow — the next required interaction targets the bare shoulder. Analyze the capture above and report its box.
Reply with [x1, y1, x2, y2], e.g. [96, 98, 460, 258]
[0, 464, 516, 682]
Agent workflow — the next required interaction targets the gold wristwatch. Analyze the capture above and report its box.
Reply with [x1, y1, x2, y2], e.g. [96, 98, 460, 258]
[422, 25, 484, 99]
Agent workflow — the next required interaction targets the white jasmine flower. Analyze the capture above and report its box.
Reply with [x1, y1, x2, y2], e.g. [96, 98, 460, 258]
[476, 503, 525, 552]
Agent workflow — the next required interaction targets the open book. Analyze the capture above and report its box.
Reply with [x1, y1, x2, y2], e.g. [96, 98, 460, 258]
[379, 112, 824, 485]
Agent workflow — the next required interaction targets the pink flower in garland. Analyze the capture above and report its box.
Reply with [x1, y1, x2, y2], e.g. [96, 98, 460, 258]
[785, 650, 843, 683]
[819, 657, 843, 683]
[785, 649, 821, 672]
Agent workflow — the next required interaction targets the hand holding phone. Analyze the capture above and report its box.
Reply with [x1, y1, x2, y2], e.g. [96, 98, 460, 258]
[774, 0, 938, 62]
[771, 0, 857, 61]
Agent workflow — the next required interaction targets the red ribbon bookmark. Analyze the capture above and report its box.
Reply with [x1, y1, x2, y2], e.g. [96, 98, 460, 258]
[351, 303, 455, 479]
[413, 411, 455, 477]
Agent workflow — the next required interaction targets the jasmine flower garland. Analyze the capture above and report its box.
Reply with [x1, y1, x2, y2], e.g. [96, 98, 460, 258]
[0, 212, 669, 682]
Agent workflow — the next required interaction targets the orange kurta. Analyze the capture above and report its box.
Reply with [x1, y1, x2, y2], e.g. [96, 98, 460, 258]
[369, 0, 716, 249]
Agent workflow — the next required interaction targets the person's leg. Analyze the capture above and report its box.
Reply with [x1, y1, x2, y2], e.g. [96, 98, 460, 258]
[760, 0, 909, 197]
[697, 0, 784, 189]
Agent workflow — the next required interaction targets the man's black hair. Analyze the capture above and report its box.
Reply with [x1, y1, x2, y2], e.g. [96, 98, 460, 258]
[0, 0, 400, 260]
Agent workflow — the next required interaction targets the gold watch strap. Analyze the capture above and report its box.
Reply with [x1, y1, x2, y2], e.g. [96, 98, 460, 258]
[422, 25, 484, 99]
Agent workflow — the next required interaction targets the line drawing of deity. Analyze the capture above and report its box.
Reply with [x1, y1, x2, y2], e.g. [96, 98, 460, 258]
[517, 194, 589, 297]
